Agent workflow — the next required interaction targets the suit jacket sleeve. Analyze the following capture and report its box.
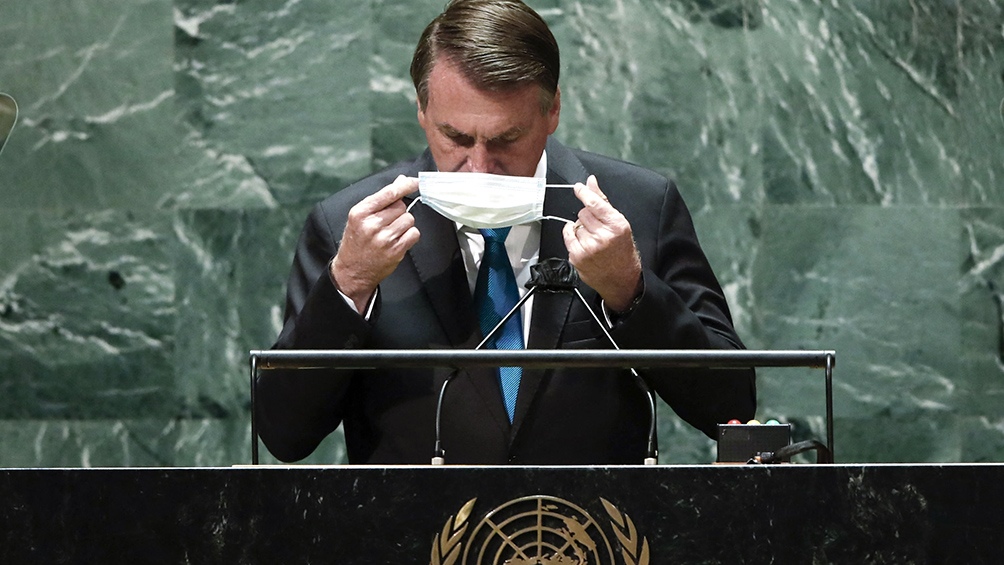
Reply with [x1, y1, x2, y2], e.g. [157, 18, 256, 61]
[255, 199, 369, 462]
[606, 178, 756, 438]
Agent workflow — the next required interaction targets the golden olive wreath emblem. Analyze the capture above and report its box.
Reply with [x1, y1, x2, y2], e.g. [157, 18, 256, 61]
[430, 495, 650, 565]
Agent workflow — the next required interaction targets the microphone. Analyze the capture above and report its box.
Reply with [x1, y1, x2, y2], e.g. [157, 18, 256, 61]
[431, 258, 659, 465]
[431, 368, 459, 465]
[431, 267, 538, 465]
[0, 93, 18, 158]
[541, 261, 659, 465]
[431, 291, 537, 465]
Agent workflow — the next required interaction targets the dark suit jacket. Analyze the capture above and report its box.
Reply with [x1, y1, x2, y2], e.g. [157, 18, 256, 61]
[256, 138, 756, 465]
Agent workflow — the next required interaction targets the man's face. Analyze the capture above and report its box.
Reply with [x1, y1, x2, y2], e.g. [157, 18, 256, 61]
[417, 58, 560, 177]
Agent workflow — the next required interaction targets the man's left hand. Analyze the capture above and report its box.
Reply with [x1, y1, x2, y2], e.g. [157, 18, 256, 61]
[562, 175, 643, 312]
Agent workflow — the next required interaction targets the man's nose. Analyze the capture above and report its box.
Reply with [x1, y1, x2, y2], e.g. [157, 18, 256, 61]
[467, 144, 494, 173]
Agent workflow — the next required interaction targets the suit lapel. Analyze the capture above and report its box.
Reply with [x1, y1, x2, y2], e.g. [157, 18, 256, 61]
[398, 150, 472, 348]
[511, 139, 589, 438]
[406, 201, 475, 347]
[526, 138, 589, 351]
[403, 152, 512, 435]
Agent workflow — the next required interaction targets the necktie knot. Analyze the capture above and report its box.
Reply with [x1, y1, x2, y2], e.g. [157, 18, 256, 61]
[479, 227, 511, 245]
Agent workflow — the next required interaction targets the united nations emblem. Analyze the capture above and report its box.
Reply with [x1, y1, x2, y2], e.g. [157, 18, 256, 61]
[430, 495, 650, 565]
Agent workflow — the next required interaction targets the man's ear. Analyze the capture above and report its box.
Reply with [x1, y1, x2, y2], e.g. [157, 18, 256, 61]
[416, 96, 426, 127]
[547, 87, 561, 134]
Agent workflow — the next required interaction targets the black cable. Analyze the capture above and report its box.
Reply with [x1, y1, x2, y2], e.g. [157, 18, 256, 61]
[747, 439, 833, 465]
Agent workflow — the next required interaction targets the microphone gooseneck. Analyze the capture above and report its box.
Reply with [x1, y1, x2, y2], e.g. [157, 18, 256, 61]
[528, 259, 658, 464]
[433, 258, 659, 466]
[431, 370, 457, 465]
[570, 284, 659, 465]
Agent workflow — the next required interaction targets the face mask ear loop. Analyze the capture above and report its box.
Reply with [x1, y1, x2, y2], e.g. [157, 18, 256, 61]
[541, 215, 574, 225]
[406, 196, 422, 213]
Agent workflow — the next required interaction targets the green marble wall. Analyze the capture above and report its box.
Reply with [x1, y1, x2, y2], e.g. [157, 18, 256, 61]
[0, 0, 1001, 466]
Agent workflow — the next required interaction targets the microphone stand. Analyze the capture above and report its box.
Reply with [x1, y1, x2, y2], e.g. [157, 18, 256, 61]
[432, 258, 659, 465]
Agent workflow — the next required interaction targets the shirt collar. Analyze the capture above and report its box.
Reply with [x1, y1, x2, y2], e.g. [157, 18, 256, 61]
[533, 149, 548, 180]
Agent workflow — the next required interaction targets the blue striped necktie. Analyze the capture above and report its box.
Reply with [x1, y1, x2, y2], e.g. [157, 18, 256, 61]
[474, 227, 523, 423]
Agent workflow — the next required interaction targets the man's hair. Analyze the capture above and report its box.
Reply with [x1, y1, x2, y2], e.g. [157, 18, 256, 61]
[410, 0, 560, 113]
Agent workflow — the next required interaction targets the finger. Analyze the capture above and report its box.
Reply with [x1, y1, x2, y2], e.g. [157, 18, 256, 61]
[574, 175, 609, 204]
[575, 180, 628, 230]
[380, 222, 421, 259]
[574, 207, 602, 234]
[585, 175, 609, 202]
[347, 177, 415, 229]
[384, 209, 417, 243]
[568, 219, 587, 238]
[392, 225, 421, 255]
[366, 198, 408, 226]
[573, 180, 614, 217]
[562, 220, 584, 252]
[360, 175, 418, 213]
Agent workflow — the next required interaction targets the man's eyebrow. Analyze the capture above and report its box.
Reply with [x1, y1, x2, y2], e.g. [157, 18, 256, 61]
[437, 123, 468, 137]
[488, 126, 527, 143]
[435, 123, 526, 142]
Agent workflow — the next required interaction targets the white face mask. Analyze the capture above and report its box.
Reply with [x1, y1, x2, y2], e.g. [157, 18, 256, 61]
[414, 171, 567, 229]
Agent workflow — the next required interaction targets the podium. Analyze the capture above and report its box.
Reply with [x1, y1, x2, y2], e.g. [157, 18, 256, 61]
[22, 349, 989, 561]
[1, 464, 1003, 562]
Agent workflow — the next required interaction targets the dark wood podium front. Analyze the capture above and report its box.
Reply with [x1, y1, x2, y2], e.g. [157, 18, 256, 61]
[1, 464, 1001, 563]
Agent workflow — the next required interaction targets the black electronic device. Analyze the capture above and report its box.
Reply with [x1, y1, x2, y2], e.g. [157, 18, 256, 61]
[717, 423, 792, 463]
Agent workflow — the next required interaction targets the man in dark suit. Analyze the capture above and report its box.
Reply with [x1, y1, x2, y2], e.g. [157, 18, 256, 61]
[256, 0, 755, 465]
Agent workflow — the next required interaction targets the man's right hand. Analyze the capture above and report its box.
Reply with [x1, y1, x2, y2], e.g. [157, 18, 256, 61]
[330, 175, 420, 313]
